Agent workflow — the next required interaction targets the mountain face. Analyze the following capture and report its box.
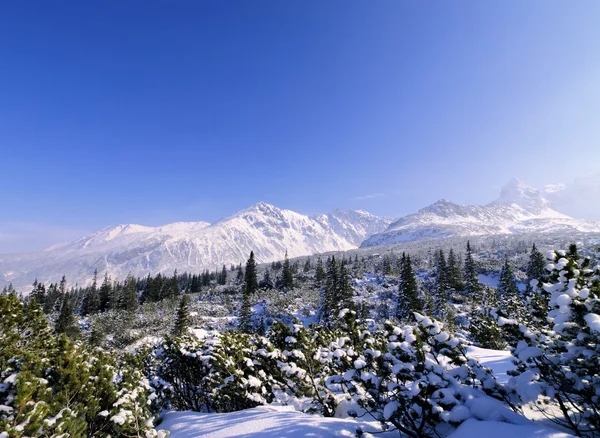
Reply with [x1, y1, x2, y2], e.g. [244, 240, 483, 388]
[361, 178, 600, 248]
[0, 203, 392, 290]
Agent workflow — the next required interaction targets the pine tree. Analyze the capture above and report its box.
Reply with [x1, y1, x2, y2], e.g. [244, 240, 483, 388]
[259, 269, 274, 290]
[30, 280, 46, 308]
[396, 253, 421, 321]
[172, 295, 190, 337]
[281, 251, 294, 290]
[244, 251, 258, 295]
[464, 241, 481, 301]
[446, 248, 464, 292]
[218, 265, 228, 285]
[315, 258, 325, 287]
[55, 294, 79, 338]
[120, 274, 139, 312]
[82, 269, 100, 315]
[434, 249, 449, 318]
[99, 272, 112, 312]
[321, 256, 338, 322]
[236, 264, 244, 283]
[336, 261, 354, 312]
[239, 252, 257, 332]
[303, 258, 311, 273]
[526, 243, 547, 283]
[498, 258, 523, 321]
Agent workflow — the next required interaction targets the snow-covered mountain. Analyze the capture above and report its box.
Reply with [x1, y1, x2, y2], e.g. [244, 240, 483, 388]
[0, 203, 392, 290]
[361, 178, 600, 247]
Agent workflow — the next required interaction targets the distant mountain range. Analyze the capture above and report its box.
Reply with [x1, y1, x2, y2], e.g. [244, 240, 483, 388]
[2, 178, 600, 291]
[361, 178, 600, 247]
[0, 203, 392, 290]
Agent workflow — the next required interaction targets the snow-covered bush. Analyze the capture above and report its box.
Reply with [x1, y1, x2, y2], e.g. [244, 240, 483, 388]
[508, 245, 600, 437]
[339, 313, 510, 437]
[0, 293, 164, 437]
[152, 331, 282, 413]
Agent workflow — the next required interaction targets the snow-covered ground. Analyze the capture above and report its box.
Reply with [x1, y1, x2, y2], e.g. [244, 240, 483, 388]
[159, 405, 397, 438]
[159, 347, 574, 438]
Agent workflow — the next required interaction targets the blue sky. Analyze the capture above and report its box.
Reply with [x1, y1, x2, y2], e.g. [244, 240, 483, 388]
[2, 1, 600, 253]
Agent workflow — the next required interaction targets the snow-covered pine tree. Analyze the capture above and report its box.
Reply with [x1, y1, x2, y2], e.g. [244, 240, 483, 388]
[281, 250, 294, 290]
[172, 294, 190, 337]
[463, 240, 482, 302]
[434, 249, 449, 319]
[447, 248, 464, 293]
[509, 244, 600, 437]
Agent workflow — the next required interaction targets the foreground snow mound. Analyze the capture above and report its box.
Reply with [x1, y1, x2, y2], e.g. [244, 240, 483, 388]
[159, 405, 397, 438]
[448, 419, 573, 438]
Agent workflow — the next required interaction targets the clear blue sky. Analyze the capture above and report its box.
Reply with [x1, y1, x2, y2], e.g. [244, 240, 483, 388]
[2, 1, 600, 253]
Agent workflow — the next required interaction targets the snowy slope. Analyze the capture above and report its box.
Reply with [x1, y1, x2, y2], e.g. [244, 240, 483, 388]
[0, 202, 392, 290]
[362, 178, 600, 247]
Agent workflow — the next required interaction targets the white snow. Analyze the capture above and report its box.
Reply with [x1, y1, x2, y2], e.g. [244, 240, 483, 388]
[159, 405, 397, 438]
[448, 419, 573, 438]
[466, 346, 514, 384]
[584, 313, 600, 332]
[2, 203, 392, 290]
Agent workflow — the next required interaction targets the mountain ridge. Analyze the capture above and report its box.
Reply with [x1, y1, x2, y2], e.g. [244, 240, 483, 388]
[361, 179, 600, 247]
[0, 203, 392, 290]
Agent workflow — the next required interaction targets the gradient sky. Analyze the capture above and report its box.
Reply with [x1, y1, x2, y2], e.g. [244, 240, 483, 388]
[2, 1, 600, 253]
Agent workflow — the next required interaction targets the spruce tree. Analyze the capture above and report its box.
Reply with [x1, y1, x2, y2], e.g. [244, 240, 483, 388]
[526, 243, 547, 283]
[30, 280, 46, 308]
[82, 269, 100, 315]
[55, 294, 79, 338]
[244, 251, 258, 295]
[239, 252, 258, 332]
[172, 295, 190, 337]
[315, 258, 325, 287]
[434, 250, 449, 318]
[218, 264, 228, 285]
[498, 258, 523, 321]
[120, 274, 139, 312]
[463, 240, 481, 301]
[320, 256, 338, 323]
[282, 250, 294, 290]
[396, 253, 421, 321]
[446, 248, 464, 292]
[336, 261, 354, 312]
[99, 272, 112, 312]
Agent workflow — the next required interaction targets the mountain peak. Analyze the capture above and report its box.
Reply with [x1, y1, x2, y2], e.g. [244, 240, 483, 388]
[497, 178, 546, 213]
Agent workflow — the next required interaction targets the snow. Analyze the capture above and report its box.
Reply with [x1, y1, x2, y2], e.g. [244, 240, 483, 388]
[159, 406, 397, 438]
[584, 313, 600, 332]
[448, 419, 573, 438]
[1, 203, 391, 290]
[466, 346, 514, 384]
[361, 178, 600, 248]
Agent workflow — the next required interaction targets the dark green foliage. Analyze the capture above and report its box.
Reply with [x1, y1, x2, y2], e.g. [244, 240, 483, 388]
[55, 294, 79, 338]
[464, 240, 482, 300]
[244, 251, 259, 295]
[119, 274, 139, 312]
[281, 251, 294, 290]
[395, 253, 421, 322]
[99, 272, 112, 312]
[172, 295, 190, 337]
[446, 248, 464, 292]
[0, 293, 161, 437]
[526, 243, 547, 283]
[315, 257, 325, 287]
